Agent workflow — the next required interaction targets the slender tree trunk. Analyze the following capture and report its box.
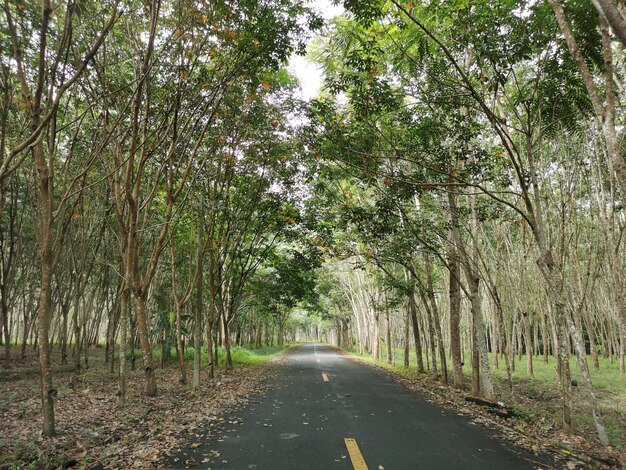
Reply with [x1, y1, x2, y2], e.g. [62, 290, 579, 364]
[193, 218, 204, 389]
[541, 310, 549, 363]
[176, 303, 186, 384]
[538, 253, 575, 435]
[21, 302, 31, 359]
[2, 284, 11, 367]
[224, 317, 233, 369]
[207, 300, 215, 380]
[59, 301, 68, 366]
[73, 293, 81, 372]
[34, 133, 56, 436]
[403, 311, 410, 368]
[193, 314, 201, 389]
[424, 253, 446, 381]
[584, 307, 600, 371]
[419, 288, 438, 373]
[565, 310, 609, 444]
[220, 313, 226, 348]
[82, 321, 88, 368]
[385, 307, 392, 365]
[448, 191, 464, 389]
[37, 257, 55, 437]
[372, 310, 380, 361]
[524, 311, 533, 376]
[556, 318, 573, 434]
[468, 274, 494, 400]
[491, 303, 499, 369]
[408, 288, 425, 373]
[256, 321, 262, 349]
[135, 296, 157, 396]
[471, 318, 480, 396]
[213, 321, 219, 370]
[117, 283, 129, 407]
[108, 299, 118, 374]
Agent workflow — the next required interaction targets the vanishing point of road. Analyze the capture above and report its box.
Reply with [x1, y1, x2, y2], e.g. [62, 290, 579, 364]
[170, 343, 545, 469]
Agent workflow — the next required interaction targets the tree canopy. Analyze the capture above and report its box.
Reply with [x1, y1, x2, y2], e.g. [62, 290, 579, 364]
[1, 0, 625, 457]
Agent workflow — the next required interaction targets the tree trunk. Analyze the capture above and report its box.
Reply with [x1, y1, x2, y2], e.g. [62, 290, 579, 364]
[524, 311, 533, 376]
[175, 302, 186, 384]
[59, 301, 68, 366]
[538, 252, 574, 435]
[448, 190, 464, 389]
[207, 302, 215, 379]
[2, 283, 11, 367]
[408, 288, 424, 373]
[403, 310, 410, 368]
[135, 296, 157, 396]
[37, 258, 55, 437]
[73, 293, 81, 372]
[117, 283, 130, 407]
[420, 289, 437, 373]
[468, 273, 494, 400]
[278, 321, 285, 347]
[224, 318, 233, 369]
[385, 307, 392, 365]
[34, 134, 56, 436]
[424, 253, 447, 381]
[565, 309, 609, 445]
[371, 310, 380, 361]
[21, 301, 31, 359]
[192, 219, 204, 389]
[541, 310, 549, 363]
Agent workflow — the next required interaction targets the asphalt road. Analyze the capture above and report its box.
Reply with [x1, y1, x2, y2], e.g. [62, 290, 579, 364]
[170, 343, 546, 469]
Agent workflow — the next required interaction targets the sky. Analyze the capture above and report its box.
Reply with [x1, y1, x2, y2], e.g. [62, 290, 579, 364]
[287, 0, 344, 100]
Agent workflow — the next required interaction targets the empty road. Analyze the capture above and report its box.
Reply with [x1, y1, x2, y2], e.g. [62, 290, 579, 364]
[170, 343, 546, 469]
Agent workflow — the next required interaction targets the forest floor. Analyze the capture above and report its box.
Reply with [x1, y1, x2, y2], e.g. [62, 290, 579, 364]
[345, 347, 626, 469]
[0, 344, 291, 469]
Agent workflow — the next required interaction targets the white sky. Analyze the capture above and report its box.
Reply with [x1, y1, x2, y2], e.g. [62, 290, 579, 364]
[288, 0, 344, 100]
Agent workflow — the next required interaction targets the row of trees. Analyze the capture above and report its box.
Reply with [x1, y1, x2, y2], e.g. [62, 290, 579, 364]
[0, 0, 322, 437]
[306, 0, 625, 446]
[3, 0, 625, 448]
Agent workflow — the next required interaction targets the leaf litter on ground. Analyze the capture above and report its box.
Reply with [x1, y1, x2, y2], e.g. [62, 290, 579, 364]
[0, 351, 290, 469]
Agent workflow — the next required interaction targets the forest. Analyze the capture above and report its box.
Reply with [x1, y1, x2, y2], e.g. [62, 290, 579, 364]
[1, 0, 626, 468]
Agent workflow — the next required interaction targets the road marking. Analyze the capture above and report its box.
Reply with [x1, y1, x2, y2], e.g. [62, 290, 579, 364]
[322, 372, 329, 382]
[344, 438, 368, 470]
[316, 358, 320, 363]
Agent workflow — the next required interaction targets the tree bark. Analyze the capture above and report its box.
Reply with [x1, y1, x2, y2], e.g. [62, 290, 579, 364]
[385, 305, 392, 365]
[408, 286, 425, 373]
[117, 282, 130, 407]
[447, 190, 464, 389]
[524, 311, 533, 377]
[135, 296, 157, 396]
[403, 310, 410, 368]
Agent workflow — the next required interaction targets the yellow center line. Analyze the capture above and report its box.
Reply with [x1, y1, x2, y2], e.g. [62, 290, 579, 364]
[344, 438, 368, 470]
[322, 372, 329, 382]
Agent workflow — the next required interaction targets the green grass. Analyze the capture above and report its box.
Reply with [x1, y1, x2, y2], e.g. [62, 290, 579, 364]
[169, 344, 292, 368]
[1, 344, 291, 384]
[361, 346, 625, 393]
[487, 353, 625, 392]
[344, 346, 626, 447]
